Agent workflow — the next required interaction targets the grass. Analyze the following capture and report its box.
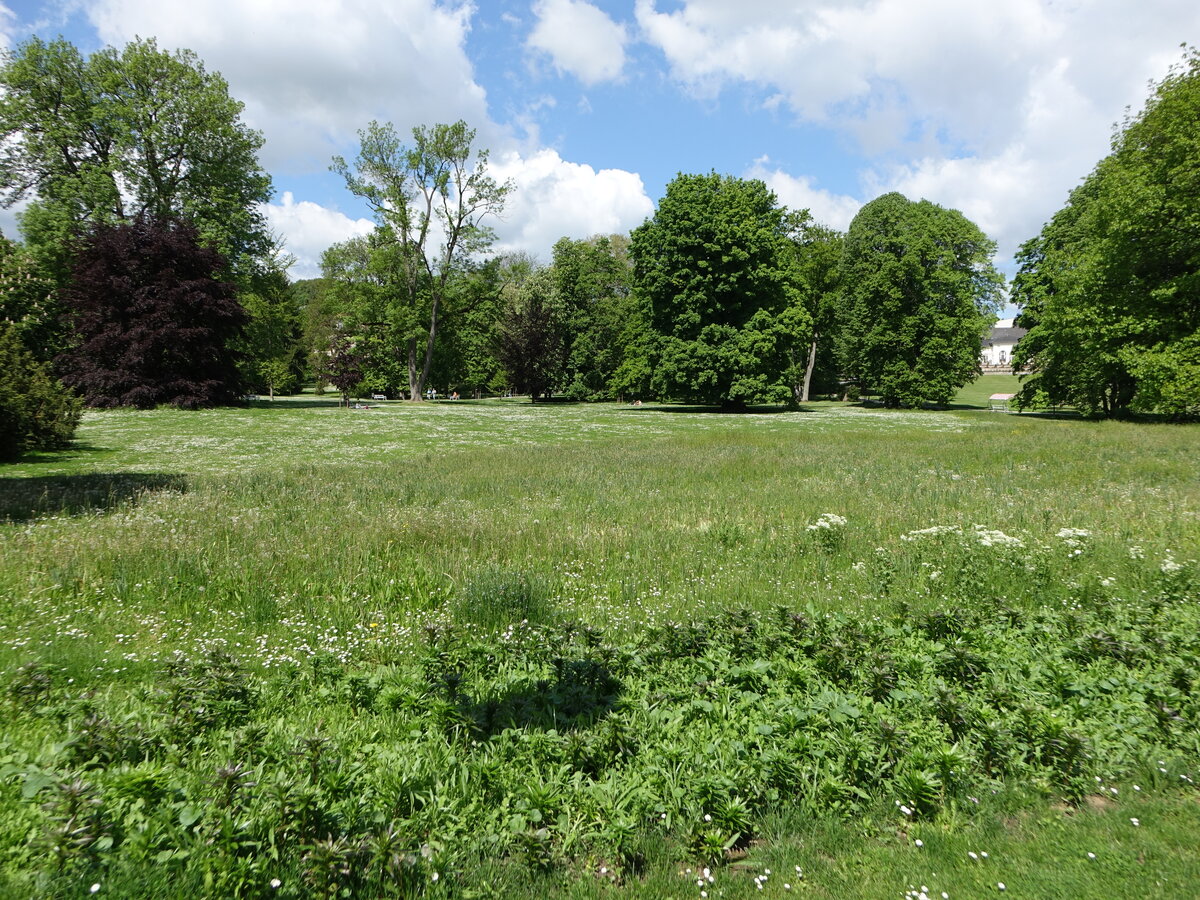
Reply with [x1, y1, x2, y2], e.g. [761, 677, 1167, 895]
[0, 384, 1197, 897]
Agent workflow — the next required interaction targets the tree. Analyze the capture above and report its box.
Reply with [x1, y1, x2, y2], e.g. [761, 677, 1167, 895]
[332, 120, 511, 400]
[0, 231, 66, 362]
[792, 224, 844, 402]
[239, 268, 303, 398]
[630, 173, 810, 408]
[494, 266, 567, 401]
[60, 216, 246, 408]
[0, 321, 81, 461]
[0, 37, 272, 283]
[1013, 47, 1200, 417]
[838, 193, 1002, 407]
[326, 331, 365, 407]
[551, 234, 636, 400]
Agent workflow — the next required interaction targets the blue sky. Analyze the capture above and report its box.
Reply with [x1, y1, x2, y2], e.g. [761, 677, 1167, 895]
[4, 0, 1198, 297]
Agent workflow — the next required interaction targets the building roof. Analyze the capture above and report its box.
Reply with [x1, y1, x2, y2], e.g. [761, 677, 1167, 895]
[984, 325, 1027, 345]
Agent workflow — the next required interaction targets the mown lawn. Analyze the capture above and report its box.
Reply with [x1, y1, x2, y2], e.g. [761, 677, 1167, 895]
[1, 389, 1197, 897]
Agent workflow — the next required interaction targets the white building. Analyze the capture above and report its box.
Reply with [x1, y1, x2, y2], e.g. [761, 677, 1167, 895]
[981, 318, 1027, 368]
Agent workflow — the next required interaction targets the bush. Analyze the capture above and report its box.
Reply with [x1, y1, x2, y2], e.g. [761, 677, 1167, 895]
[0, 322, 81, 461]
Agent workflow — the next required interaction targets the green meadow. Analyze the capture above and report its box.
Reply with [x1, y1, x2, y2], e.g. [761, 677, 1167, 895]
[1, 378, 1198, 898]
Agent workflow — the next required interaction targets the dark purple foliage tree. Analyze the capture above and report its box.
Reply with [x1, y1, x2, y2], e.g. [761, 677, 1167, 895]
[59, 216, 247, 408]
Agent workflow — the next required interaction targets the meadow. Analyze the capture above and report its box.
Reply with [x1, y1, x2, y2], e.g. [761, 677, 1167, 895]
[1, 378, 1197, 898]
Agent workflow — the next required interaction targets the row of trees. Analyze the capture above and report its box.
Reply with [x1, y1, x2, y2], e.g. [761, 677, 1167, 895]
[2, 33, 1193, 452]
[313, 169, 1002, 410]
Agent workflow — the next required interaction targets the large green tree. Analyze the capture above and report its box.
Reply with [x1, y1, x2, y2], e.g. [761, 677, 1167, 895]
[838, 192, 1002, 407]
[332, 120, 511, 400]
[1013, 48, 1200, 417]
[0, 37, 272, 282]
[792, 224, 844, 402]
[630, 173, 810, 407]
[551, 234, 636, 401]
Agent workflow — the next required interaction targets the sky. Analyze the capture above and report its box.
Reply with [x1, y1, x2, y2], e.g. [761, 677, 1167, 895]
[3, 0, 1198, 299]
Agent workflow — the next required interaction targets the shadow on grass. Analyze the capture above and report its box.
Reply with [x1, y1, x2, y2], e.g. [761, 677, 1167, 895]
[245, 398, 348, 409]
[460, 656, 623, 737]
[0, 472, 188, 522]
[618, 403, 820, 415]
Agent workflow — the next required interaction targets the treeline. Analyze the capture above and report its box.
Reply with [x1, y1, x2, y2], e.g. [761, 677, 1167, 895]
[310, 168, 1002, 410]
[1, 36, 1196, 461]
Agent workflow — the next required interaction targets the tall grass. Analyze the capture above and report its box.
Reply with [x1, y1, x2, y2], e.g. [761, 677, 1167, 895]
[0, 393, 1197, 897]
[1, 399, 1196, 675]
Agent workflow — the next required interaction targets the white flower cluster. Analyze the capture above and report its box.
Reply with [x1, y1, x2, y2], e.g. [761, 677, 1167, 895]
[807, 513, 847, 531]
[973, 525, 1024, 549]
[1055, 527, 1092, 550]
[900, 525, 961, 541]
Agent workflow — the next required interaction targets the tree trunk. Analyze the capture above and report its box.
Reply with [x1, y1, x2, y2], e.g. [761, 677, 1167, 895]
[407, 336, 420, 400]
[801, 333, 819, 403]
[418, 294, 441, 399]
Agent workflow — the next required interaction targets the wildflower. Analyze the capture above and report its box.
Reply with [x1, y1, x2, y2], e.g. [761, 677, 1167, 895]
[431, 872, 440, 882]
[807, 512, 847, 530]
[975, 525, 1024, 549]
[270, 879, 281, 889]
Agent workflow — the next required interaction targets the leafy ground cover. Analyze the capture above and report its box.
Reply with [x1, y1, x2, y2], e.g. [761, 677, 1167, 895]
[0, 383, 1197, 897]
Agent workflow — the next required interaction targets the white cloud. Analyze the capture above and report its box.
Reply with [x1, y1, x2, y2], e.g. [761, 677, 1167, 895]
[637, 0, 1200, 263]
[0, 3, 14, 48]
[489, 149, 653, 261]
[263, 192, 373, 280]
[527, 0, 628, 85]
[745, 158, 860, 231]
[84, 0, 492, 171]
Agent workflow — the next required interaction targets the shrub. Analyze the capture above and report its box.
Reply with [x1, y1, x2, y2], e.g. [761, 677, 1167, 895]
[0, 321, 81, 461]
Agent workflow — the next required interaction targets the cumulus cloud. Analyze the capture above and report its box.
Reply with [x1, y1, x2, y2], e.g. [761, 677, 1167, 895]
[0, 3, 13, 48]
[489, 149, 653, 261]
[84, 0, 492, 171]
[637, 0, 1200, 263]
[745, 158, 860, 231]
[527, 0, 628, 85]
[263, 192, 373, 280]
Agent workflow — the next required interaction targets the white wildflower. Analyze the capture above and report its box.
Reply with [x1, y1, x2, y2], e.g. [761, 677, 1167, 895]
[901, 525, 961, 541]
[807, 512, 847, 531]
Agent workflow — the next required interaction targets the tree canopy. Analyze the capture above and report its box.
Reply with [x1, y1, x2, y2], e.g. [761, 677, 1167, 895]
[332, 120, 510, 399]
[630, 173, 810, 407]
[0, 37, 272, 281]
[1012, 47, 1200, 417]
[60, 216, 246, 409]
[838, 192, 1002, 407]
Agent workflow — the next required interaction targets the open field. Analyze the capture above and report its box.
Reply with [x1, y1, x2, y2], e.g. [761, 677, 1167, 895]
[1, 379, 1198, 897]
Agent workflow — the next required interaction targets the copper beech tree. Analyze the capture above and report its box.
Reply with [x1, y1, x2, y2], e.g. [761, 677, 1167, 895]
[60, 216, 246, 409]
